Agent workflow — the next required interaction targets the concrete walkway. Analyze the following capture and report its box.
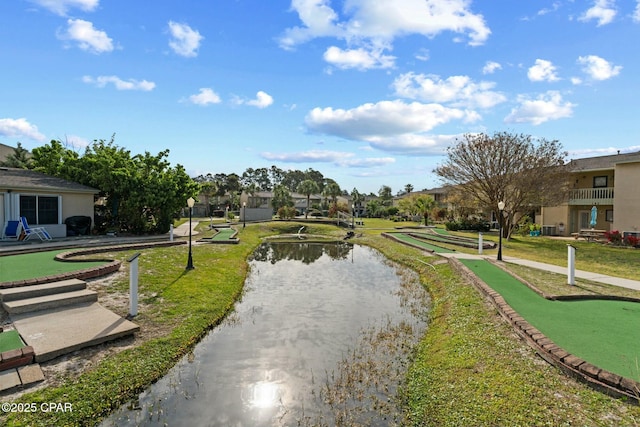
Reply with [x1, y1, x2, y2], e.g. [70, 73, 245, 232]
[437, 252, 640, 292]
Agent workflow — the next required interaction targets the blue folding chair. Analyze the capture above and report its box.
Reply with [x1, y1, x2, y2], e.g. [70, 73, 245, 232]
[19, 217, 52, 241]
[2, 220, 23, 239]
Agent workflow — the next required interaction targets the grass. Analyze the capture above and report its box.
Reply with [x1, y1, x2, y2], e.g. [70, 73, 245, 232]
[359, 233, 640, 426]
[443, 228, 640, 281]
[0, 250, 108, 282]
[3, 219, 640, 426]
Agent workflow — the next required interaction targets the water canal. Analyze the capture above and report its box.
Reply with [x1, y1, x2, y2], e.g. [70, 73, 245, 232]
[103, 242, 429, 426]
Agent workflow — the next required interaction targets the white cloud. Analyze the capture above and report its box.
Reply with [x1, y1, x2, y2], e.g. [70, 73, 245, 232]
[279, 0, 490, 69]
[414, 48, 430, 62]
[237, 91, 274, 109]
[187, 88, 221, 105]
[63, 134, 90, 149]
[367, 133, 459, 155]
[168, 21, 203, 57]
[260, 149, 395, 168]
[262, 149, 350, 163]
[504, 91, 575, 125]
[527, 59, 560, 82]
[579, 0, 617, 26]
[29, 0, 98, 16]
[536, 2, 561, 17]
[392, 73, 506, 109]
[577, 55, 622, 80]
[323, 46, 395, 70]
[339, 157, 396, 167]
[634, 0, 640, 22]
[305, 100, 478, 146]
[0, 118, 46, 141]
[58, 19, 113, 54]
[482, 61, 502, 75]
[82, 75, 156, 91]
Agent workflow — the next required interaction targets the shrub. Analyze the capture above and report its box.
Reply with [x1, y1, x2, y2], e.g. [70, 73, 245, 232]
[445, 218, 490, 232]
[605, 230, 623, 245]
[277, 206, 296, 219]
[624, 234, 639, 248]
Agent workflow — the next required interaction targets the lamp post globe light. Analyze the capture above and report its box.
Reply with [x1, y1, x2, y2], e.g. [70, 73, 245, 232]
[497, 201, 505, 261]
[186, 197, 195, 270]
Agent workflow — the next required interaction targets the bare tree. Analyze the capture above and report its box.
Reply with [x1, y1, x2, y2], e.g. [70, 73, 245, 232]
[435, 132, 569, 238]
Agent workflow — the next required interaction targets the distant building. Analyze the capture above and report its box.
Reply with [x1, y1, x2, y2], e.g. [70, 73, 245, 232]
[541, 151, 640, 236]
[1, 167, 98, 238]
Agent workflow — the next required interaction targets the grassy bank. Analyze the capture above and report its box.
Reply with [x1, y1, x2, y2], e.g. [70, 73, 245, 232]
[358, 230, 640, 426]
[3, 220, 640, 426]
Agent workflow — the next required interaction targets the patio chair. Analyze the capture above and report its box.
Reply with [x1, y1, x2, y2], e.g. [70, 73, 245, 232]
[2, 220, 23, 240]
[19, 217, 52, 241]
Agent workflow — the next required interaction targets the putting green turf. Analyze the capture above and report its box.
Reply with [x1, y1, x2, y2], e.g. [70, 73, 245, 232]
[0, 250, 108, 283]
[460, 259, 640, 381]
[0, 330, 25, 352]
[388, 233, 455, 254]
[211, 228, 237, 241]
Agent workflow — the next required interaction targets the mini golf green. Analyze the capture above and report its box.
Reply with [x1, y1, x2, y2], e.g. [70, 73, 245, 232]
[211, 228, 237, 241]
[0, 250, 108, 283]
[0, 330, 25, 352]
[388, 233, 455, 254]
[460, 259, 640, 382]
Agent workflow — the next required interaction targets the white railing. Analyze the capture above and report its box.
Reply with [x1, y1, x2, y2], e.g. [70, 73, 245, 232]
[568, 187, 614, 204]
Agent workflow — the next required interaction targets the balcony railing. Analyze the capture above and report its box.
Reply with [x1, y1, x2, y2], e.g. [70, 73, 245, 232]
[568, 187, 614, 205]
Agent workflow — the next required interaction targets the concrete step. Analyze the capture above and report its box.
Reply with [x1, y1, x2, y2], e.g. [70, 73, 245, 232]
[2, 289, 98, 314]
[12, 302, 140, 362]
[0, 279, 87, 302]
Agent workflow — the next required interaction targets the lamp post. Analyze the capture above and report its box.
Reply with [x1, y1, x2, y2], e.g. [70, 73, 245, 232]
[352, 204, 355, 229]
[243, 202, 246, 229]
[186, 197, 195, 270]
[497, 201, 505, 261]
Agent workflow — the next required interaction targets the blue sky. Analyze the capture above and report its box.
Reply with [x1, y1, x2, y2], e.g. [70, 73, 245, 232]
[1, 0, 639, 195]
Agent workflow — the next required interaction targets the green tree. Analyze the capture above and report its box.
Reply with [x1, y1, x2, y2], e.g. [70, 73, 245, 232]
[378, 185, 393, 206]
[323, 181, 342, 209]
[271, 184, 293, 213]
[296, 179, 320, 219]
[31, 137, 198, 234]
[0, 142, 32, 168]
[404, 183, 414, 194]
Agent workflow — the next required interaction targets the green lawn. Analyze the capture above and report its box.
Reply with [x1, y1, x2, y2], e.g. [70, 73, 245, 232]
[0, 250, 108, 282]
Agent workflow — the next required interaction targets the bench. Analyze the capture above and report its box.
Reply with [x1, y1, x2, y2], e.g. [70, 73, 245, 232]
[572, 229, 607, 242]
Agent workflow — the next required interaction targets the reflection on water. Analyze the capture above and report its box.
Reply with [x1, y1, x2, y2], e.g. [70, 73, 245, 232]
[102, 242, 429, 427]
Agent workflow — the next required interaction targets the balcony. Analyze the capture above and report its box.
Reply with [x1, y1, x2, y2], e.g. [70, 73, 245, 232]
[568, 187, 614, 205]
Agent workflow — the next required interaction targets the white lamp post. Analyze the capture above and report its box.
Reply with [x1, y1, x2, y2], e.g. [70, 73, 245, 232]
[186, 197, 195, 270]
[497, 201, 505, 261]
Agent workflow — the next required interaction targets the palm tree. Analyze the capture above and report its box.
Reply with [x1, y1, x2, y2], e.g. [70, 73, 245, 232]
[324, 182, 342, 208]
[297, 179, 320, 218]
[414, 194, 436, 226]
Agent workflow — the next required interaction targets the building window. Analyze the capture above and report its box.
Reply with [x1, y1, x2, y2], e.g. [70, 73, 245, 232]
[593, 176, 608, 188]
[19, 195, 60, 224]
[606, 209, 613, 222]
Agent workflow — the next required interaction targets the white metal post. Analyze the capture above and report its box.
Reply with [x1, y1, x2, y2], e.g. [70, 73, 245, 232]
[169, 223, 174, 241]
[567, 244, 576, 286]
[128, 253, 141, 317]
[478, 233, 483, 255]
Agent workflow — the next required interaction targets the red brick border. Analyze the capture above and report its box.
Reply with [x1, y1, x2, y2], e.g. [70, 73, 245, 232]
[0, 346, 34, 372]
